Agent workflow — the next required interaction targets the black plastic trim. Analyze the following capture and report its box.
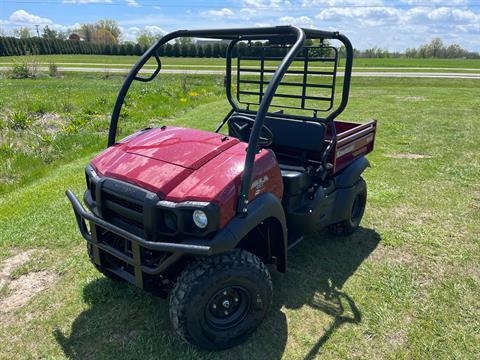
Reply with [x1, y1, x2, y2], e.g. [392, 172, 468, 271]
[334, 156, 370, 188]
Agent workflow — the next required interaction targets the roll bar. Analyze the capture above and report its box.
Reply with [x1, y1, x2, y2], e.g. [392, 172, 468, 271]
[106, 26, 354, 215]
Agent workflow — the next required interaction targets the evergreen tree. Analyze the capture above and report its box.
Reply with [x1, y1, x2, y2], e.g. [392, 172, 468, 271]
[188, 43, 197, 57]
[196, 45, 204, 58]
[164, 43, 173, 56]
[172, 43, 180, 57]
[125, 43, 134, 55]
[204, 44, 213, 57]
[180, 43, 189, 57]
[134, 43, 142, 56]
[0, 38, 6, 56]
[212, 43, 221, 57]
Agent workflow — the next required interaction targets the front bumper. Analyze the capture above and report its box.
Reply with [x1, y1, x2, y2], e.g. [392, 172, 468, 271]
[66, 190, 236, 288]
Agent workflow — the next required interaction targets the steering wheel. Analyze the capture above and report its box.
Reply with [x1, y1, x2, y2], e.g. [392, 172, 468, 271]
[227, 115, 273, 147]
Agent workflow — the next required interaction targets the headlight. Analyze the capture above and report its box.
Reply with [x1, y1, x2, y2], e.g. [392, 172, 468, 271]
[192, 210, 208, 229]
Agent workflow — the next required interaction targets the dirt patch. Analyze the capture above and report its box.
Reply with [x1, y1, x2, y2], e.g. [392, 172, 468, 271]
[0, 249, 57, 315]
[33, 113, 68, 135]
[0, 271, 58, 313]
[386, 314, 411, 349]
[369, 245, 415, 265]
[386, 153, 432, 159]
[472, 191, 480, 210]
[0, 250, 37, 288]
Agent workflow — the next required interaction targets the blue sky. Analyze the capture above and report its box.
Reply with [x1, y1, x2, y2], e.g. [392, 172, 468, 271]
[1, 0, 480, 51]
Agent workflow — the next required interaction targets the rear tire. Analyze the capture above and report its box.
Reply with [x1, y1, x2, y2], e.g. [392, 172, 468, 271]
[169, 249, 272, 350]
[328, 178, 367, 236]
[87, 243, 123, 281]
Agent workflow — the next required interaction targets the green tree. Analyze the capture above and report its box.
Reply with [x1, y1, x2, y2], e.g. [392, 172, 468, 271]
[134, 43, 142, 56]
[164, 43, 173, 56]
[172, 43, 180, 57]
[0, 37, 6, 56]
[42, 26, 59, 40]
[212, 43, 221, 57]
[204, 44, 212, 57]
[196, 45, 204, 58]
[180, 43, 189, 57]
[77, 24, 95, 42]
[176, 37, 192, 46]
[95, 19, 121, 40]
[14, 27, 31, 39]
[125, 42, 134, 55]
[428, 38, 445, 58]
[136, 30, 161, 49]
[91, 29, 117, 45]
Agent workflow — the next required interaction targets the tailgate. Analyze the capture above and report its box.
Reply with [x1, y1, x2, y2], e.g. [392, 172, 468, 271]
[330, 120, 377, 174]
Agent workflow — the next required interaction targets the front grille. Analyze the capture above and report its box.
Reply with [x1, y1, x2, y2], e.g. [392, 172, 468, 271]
[104, 192, 143, 213]
[101, 187, 145, 235]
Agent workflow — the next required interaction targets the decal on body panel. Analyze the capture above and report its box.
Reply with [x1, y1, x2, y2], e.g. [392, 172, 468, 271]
[251, 175, 269, 196]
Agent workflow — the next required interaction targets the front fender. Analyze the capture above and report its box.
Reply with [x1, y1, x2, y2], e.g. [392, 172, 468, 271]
[209, 192, 288, 271]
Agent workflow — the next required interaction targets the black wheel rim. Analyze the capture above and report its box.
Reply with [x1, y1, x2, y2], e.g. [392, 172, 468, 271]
[351, 193, 364, 223]
[205, 286, 251, 330]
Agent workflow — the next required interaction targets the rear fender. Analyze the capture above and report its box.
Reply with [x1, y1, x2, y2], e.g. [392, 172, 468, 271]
[334, 156, 370, 188]
[330, 156, 369, 222]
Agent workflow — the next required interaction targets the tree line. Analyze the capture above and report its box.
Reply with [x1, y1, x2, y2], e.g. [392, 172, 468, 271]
[1, 18, 479, 59]
[355, 38, 479, 59]
[0, 36, 241, 57]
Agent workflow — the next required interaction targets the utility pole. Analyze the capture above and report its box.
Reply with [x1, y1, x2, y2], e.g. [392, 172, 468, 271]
[35, 24, 40, 37]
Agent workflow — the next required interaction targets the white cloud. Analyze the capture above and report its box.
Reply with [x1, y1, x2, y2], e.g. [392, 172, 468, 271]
[279, 15, 314, 28]
[302, 0, 384, 7]
[244, 0, 285, 8]
[63, 0, 113, 4]
[202, 8, 235, 17]
[315, 6, 399, 21]
[120, 25, 165, 42]
[240, 8, 257, 18]
[9, 9, 53, 25]
[400, 0, 468, 5]
[126, 0, 140, 7]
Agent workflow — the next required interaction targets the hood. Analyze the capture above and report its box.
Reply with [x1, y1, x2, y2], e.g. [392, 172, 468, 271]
[91, 127, 241, 197]
[124, 127, 239, 169]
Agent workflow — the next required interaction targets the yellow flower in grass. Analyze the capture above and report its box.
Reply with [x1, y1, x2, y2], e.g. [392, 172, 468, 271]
[180, 98, 187, 103]
[188, 91, 199, 97]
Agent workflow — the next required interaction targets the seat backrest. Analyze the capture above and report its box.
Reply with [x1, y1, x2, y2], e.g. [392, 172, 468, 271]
[228, 113, 326, 165]
[263, 116, 326, 154]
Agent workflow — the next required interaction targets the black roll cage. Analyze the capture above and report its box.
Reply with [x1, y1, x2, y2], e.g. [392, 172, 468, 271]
[107, 26, 354, 215]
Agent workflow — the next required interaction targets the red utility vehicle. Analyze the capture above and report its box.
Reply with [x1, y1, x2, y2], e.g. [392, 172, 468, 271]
[66, 26, 376, 349]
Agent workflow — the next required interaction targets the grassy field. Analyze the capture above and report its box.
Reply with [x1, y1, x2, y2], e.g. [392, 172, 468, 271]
[1, 55, 480, 73]
[0, 71, 479, 359]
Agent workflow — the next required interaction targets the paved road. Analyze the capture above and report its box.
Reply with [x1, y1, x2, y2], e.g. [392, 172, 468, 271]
[1, 62, 480, 72]
[1, 66, 479, 79]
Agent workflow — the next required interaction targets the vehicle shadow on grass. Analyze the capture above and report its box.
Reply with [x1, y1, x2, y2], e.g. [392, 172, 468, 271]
[280, 226, 380, 360]
[53, 227, 379, 360]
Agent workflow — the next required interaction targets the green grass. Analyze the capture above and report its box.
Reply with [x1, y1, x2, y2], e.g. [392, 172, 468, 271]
[1, 54, 479, 72]
[0, 73, 479, 359]
[0, 73, 226, 194]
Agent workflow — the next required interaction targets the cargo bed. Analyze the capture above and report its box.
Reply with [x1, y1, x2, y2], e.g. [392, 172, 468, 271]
[327, 120, 377, 174]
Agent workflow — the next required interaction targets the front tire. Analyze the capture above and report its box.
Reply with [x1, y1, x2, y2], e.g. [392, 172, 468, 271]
[169, 249, 272, 350]
[329, 177, 367, 236]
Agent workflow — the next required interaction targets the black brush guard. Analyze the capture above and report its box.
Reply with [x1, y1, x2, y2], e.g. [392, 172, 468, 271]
[66, 190, 237, 288]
